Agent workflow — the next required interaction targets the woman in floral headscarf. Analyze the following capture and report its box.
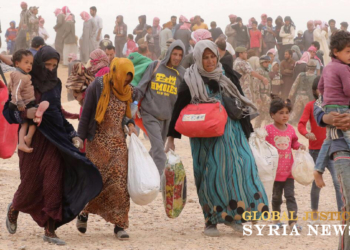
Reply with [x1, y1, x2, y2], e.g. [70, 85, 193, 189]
[89, 49, 110, 77]
[77, 58, 137, 240]
[80, 11, 97, 63]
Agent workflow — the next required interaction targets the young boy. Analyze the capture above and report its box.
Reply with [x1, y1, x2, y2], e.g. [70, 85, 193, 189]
[8, 49, 49, 153]
[249, 21, 262, 56]
[298, 76, 343, 223]
[5, 21, 18, 55]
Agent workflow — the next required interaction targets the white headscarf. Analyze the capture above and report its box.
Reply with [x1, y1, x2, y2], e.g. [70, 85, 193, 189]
[184, 40, 257, 112]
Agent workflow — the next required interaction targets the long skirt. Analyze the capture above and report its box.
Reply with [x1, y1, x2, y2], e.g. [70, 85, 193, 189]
[13, 131, 63, 227]
[190, 117, 269, 225]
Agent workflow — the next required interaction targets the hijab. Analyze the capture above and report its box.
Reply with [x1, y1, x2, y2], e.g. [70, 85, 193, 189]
[260, 14, 267, 26]
[89, 49, 109, 74]
[291, 45, 302, 59]
[54, 8, 62, 17]
[80, 11, 91, 22]
[66, 62, 95, 92]
[62, 6, 73, 21]
[295, 52, 311, 65]
[275, 16, 283, 28]
[191, 29, 212, 44]
[31, 46, 60, 93]
[68, 53, 77, 61]
[117, 15, 124, 24]
[184, 40, 257, 112]
[95, 58, 135, 124]
[248, 18, 255, 29]
[229, 14, 237, 23]
[153, 17, 161, 30]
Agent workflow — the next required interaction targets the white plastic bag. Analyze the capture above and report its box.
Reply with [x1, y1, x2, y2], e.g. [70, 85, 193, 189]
[249, 128, 279, 205]
[292, 149, 315, 186]
[128, 134, 160, 205]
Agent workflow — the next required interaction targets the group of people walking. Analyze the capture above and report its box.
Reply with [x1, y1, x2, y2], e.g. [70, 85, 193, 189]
[2, 7, 350, 250]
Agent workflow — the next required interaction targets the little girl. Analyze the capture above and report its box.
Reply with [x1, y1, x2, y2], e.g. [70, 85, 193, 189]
[8, 49, 49, 153]
[265, 96, 305, 231]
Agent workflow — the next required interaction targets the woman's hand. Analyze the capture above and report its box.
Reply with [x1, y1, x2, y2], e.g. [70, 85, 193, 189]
[128, 124, 138, 136]
[299, 144, 306, 151]
[72, 137, 83, 149]
[165, 137, 175, 153]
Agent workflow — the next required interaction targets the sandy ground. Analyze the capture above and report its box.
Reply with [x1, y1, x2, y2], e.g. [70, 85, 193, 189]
[0, 66, 341, 250]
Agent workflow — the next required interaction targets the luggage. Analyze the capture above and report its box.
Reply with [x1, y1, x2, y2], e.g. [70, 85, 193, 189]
[128, 134, 160, 205]
[0, 80, 19, 159]
[161, 150, 187, 218]
[292, 149, 315, 186]
[249, 128, 279, 204]
[175, 102, 227, 138]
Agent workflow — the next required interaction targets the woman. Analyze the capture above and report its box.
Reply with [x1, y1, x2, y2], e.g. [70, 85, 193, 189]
[293, 51, 310, 82]
[291, 45, 302, 62]
[89, 49, 110, 77]
[3, 46, 102, 245]
[166, 40, 268, 237]
[77, 58, 137, 240]
[279, 16, 295, 58]
[62, 7, 77, 66]
[80, 11, 97, 63]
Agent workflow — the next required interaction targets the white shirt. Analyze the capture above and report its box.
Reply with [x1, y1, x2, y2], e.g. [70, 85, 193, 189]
[93, 15, 103, 40]
[226, 42, 235, 56]
[39, 27, 49, 40]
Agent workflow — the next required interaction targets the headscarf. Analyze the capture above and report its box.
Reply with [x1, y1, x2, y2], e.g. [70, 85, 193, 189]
[179, 15, 187, 23]
[295, 52, 311, 65]
[184, 40, 257, 112]
[31, 46, 60, 93]
[89, 49, 110, 74]
[116, 15, 124, 24]
[62, 6, 73, 21]
[139, 15, 146, 25]
[275, 16, 283, 27]
[266, 48, 277, 56]
[21, 2, 27, 8]
[180, 17, 191, 30]
[229, 14, 237, 23]
[307, 46, 323, 66]
[191, 29, 212, 44]
[163, 21, 172, 29]
[66, 62, 95, 92]
[314, 20, 322, 28]
[283, 16, 295, 34]
[260, 14, 267, 26]
[95, 58, 135, 123]
[54, 8, 62, 17]
[291, 45, 302, 58]
[80, 11, 91, 22]
[248, 18, 255, 29]
[126, 40, 138, 57]
[68, 53, 77, 61]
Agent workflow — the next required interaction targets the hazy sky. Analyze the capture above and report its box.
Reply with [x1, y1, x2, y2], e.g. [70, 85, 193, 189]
[1, 0, 350, 50]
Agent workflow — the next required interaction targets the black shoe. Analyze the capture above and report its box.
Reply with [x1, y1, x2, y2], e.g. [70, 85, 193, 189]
[114, 226, 129, 240]
[76, 213, 88, 234]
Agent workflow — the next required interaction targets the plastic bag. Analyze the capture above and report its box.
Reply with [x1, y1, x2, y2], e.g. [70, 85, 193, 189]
[0, 80, 19, 159]
[292, 149, 315, 186]
[249, 128, 279, 204]
[128, 134, 160, 205]
[161, 150, 187, 218]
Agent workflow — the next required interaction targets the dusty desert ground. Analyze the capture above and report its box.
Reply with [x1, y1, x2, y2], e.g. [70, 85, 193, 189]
[0, 66, 341, 250]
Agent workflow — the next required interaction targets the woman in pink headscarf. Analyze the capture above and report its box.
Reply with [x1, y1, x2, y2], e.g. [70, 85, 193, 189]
[152, 17, 161, 57]
[174, 16, 191, 55]
[62, 6, 77, 66]
[89, 49, 110, 77]
[80, 11, 97, 63]
[39, 18, 49, 40]
[53, 8, 65, 60]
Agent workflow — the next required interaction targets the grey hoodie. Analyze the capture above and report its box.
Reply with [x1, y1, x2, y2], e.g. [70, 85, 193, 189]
[136, 40, 186, 120]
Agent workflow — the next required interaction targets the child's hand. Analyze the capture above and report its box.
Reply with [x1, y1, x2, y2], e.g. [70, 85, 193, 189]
[306, 133, 316, 141]
[314, 170, 326, 188]
[299, 144, 306, 150]
[18, 106, 25, 112]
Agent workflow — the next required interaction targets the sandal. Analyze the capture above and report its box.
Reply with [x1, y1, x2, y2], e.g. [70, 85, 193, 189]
[114, 226, 129, 240]
[43, 219, 66, 245]
[204, 224, 220, 237]
[6, 203, 18, 234]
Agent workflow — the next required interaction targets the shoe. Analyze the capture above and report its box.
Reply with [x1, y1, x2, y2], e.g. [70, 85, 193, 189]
[114, 230, 129, 240]
[43, 235, 66, 245]
[6, 203, 18, 234]
[76, 214, 88, 234]
[204, 224, 220, 237]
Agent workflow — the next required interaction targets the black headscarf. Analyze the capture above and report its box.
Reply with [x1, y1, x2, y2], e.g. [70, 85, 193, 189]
[31, 46, 60, 93]
[117, 15, 124, 24]
[283, 16, 296, 34]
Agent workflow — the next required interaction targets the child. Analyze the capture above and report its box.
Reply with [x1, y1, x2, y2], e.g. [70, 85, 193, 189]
[123, 34, 138, 57]
[298, 76, 343, 224]
[5, 21, 18, 55]
[249, 21, 262, 56]
[8, 49, 49, 153]
[265, 96, 306, 231]
[269, 62, 282, 96]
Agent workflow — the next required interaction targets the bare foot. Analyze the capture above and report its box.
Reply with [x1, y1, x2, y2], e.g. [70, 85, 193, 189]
[24, 136, 33, 148]
[18, 143, 33, 153]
